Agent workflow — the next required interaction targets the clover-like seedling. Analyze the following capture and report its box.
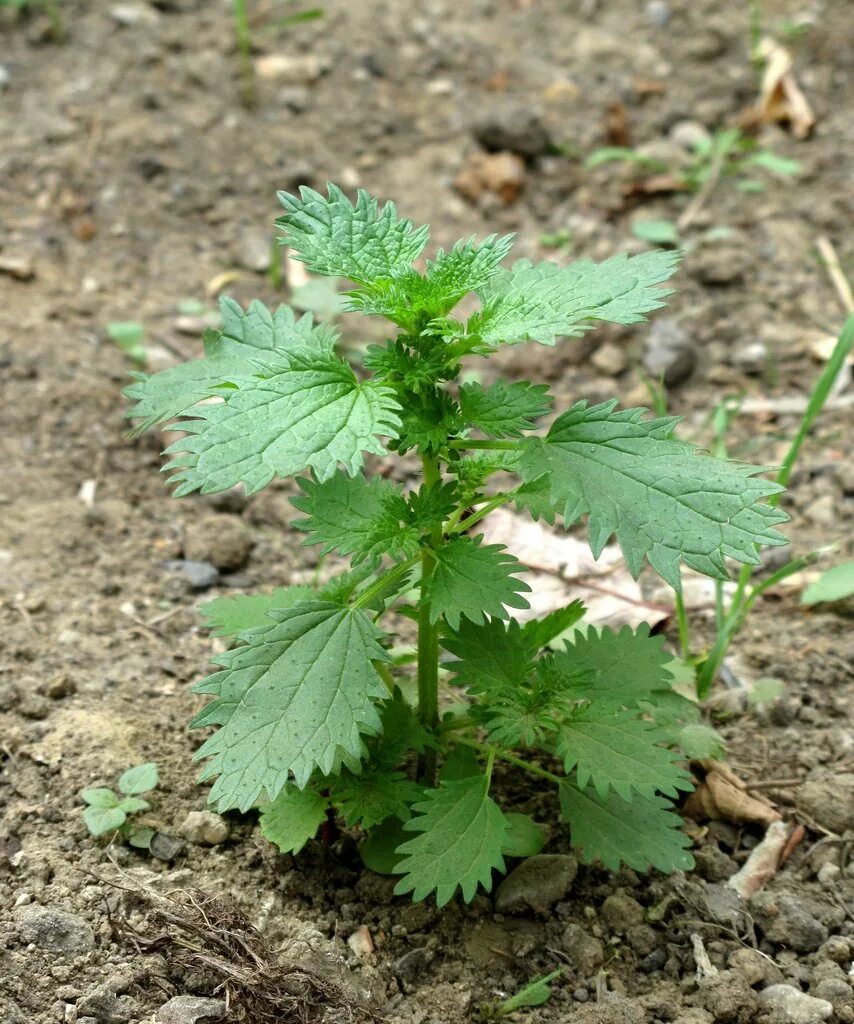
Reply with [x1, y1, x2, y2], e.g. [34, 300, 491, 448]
[126, 185, 788, 906]
[81, 762, 159, 848]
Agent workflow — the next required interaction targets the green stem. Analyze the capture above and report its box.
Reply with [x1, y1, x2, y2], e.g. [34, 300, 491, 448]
[447, 439, 519, 452]
[232, 0, 256, 107]
[448, 491, 514, 535]
[417, 453, 444, 780]
[674, 591, 692, 659]
[39, 0, 64, 41]
[457, 737, 563, 786]
[351, 554, 419, 611]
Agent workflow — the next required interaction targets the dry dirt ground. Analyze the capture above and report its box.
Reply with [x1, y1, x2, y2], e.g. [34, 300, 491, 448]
[1, 1, 853, 1022]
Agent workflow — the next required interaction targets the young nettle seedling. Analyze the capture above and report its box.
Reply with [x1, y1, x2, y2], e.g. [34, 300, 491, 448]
[126, 185, 788, 905]
[81, 762, 159, 848]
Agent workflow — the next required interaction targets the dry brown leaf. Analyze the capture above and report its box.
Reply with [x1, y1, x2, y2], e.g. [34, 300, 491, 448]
[604, 101, 632, 147]
[683, 760, 781, 828]
[454, 151, 526, 205]
[754, 38, 815, 138]
[726, 820, 791, 899]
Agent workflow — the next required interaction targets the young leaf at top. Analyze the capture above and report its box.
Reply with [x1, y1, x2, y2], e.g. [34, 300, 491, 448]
[559, 781, 694, 873]
[277, 184, 429, 285]
[200, 586, 315, 638]
[394, 773, 509, 906]
[520, 400, 789, 588]
[118, 763, 159, 796]
[163, 351, 401, 495]
[459, 380, 553, 438]
[443, 616, 536, 696]
[454, 250, 679, 348]
[192, 602, 390, 811]
[259, 785, 329, 854]
[332, 770, 423, 829]
[425, 535, 531, 630]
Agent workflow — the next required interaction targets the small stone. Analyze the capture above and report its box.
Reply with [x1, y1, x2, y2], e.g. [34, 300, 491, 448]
[0, 254, 36, 281]
[495, 854, 578, 914]
[727, 947, 781, 987]
[733, 341, 768, 375]
[601, 891, 645, 932]
[15, 906, 95, 955]
[645, 0, 671, 26]
[750, 891, 828, 953]
[758, 984, 833, 1024]
[693, 844, 738, 882]
[670, 120, 710, 150]
[279, 86, 311, 112]
[0, 64, 10, 90]
[154, 996, 227, 1024]
[236, 229, 271, 273]
[18, 693, 50, 720]
[346, 925, 374, 958]
[570, 993, 645, 1023]
[184, 514, 253, 572]
[817, 936, 851, 964]
[697, 970, 759, 1022]
[626, 923, 659, 956]
[690, 242, 751, 287]
[799, 774, 854, 833]
[591, 342, 629, 376]
[643, 318, 696, 385]
[454, 151, 526, 206]
[393, 947, 430, 984]
[255, 54, 328, 84]
[561, 923, 605, 975]
[178, 811, 229, 846]
[812, 977, 853, 1011]
[816, 862, 841, 886]
[45, 673, 76, 699]
[472, 104, 554, 159]
[148, 832, 185, 861]
[110, 2, 159, 26]
[806, 494, 835, 527]
[78, 985, 141, 1024]
[641, 947, 667, 972]
[167, 560, 219, 591]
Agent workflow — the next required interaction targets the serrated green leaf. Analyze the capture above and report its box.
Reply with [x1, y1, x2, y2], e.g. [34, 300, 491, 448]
[443, 616, 536, 695]
[459, 380, 552, 438]
[84, 805, 127, 837]
[458, 251, 679, 348]
[192, 601, 390, 811]
[439, 744, 482, 781]
[513, 472, 558, 524]
[557, 707, 693, 800]
[360, 816, 407, 874]
[520, 400, 789, 587]
[675, 723, 726, 759]
[426, 535, 531, 630]
[118, 763, 159, 796]
[291, 472, 419, 565]
[277, 184, 429, 284]
[260, 785, 329, 854]
[501, 813, 547, 858]
[200, 586, 315, 638]
[394, 774, 509, 906]
[393, 390, 461, 455]
[81, 788, 119, 808]
[163, 351, 401, 495]
[521, 601, 586, 650]
[333, 770, 423, 828]
[801, 562, 854, 605]
[376, 687, 431, 765]
[559, 781, 693, 873]
[124, 297, 335, 435]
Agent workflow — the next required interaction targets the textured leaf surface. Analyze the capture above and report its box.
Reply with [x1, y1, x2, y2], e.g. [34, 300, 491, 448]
[118, 763, 159, 796]
[443, 617, 535, 695]
[463, 251, 679, 347]
[333, 770, 423, 828]
[426, 535, 531, 629]
[394, 774, 509, 906]
[84, 805, 127, 836]
[801, 562, 854, 605]
[259, 786, 329, 854]
[277, 185, 429, 284]
[200, 586, 314, 638]
[557, 708, 693, 800]
[192, 602, 389, 811]
[559, 781, 694, 873]
[459, 380, 552, 438]
[501, 813, 547, 858]
[163, 351, 400, 495]
[520, 401, 788, 587]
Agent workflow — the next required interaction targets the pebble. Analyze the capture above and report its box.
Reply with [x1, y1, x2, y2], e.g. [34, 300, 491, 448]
[236, 229, 271, 273]
[454, 151, 526, 206]
[154, 996, 227, 1024]
[733, 341, 768, 375]
[183, 514, 253, 571]
[689, 242, 751, 287]
[749, 891, 828, 952]
[178, 810, 229, 846]
[472, 104, 554, 159]
[696, 970, 759, 1021]
[279, 86, 311, 113]
[562, 923, 606, 975]
[494, 854, 578, 914]
[346, 925, 374, 958]
[0, 64, 10, 90]
[254, 54, 328, 84]
[601, 891, 645, 932]
[799, 774, 854, 833]
[0, 254, 36, 281]
[78, 984, 141, 1024]
[167, 559, 219, 591]
[592, 342, 629, 376]
[570, 994, 645, 1023]
[758, 984, 833, 1024]
[148, 832, 185, 861]
[728, 946, 782, 987]
[394, 947, 431, 984]
[670, 120, 710, 150]
[645, 0, 671, 26]
[643, 318, 696, 385]
[110, 3, 160, 26]
[15, 906, 95, 954]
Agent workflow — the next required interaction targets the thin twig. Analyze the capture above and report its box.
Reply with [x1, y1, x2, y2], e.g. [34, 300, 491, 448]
[677, 148, 727, 230]
[817, 236, 854, 313]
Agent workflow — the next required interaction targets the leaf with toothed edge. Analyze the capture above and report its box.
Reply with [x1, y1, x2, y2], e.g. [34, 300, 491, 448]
[260, 785, 329, 854]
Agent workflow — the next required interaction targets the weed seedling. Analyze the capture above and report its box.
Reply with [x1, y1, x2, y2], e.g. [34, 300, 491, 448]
[127, 185, 790, 905]
[81, 762, 159, 848]
[0, 0, 64, 41]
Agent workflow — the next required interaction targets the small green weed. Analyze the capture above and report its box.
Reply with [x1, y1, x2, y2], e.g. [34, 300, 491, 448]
[81, 763, 159, 848]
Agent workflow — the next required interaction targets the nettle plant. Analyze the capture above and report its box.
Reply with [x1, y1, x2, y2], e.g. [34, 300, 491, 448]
[126, 186, 788, 905]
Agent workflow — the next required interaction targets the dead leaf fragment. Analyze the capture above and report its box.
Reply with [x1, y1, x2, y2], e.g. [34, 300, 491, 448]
[604, 101, 632, 147]
[753, 38, 815, 138]
[683, 760, 782, 828]
[726, 820, 791, 899]
[454, 151, 526, 206]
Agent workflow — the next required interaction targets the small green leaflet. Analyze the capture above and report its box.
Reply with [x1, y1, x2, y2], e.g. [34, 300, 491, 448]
[443, 616, 536, 695]
[277, 184, 429, 284]
[460, 250, 679, 347]
[192, 602, 390, 811]
[801, 562, 854, 605]
[394, 773, 509, 906]
[332, 770, 423, 829]
[501, 813, 547, 858]
[501, 970, 562, 1013]
[124, 297, 335, 436]
[292, 472, 419, 565]
[118, 762, 159, 795]
[459, 380, 552, 438]
[260, 786, 329, 854]
[557, 707, 693, 800]
[521, 601, 586, 649]
[425, 535, 531, 629]
[559, 781, 694, 873]
[200, 586, 314, 638]
[520, 400, 788, 587]
[163, 350, 401, 495]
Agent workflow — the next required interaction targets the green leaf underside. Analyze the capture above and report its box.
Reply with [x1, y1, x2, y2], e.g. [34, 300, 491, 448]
[557, 707, 693, 800]
[82, 788, 119, 808]
[124, 297, 335, 435]
[84, 805, 127, 836]
[559, 781, 694, 873]
[118, 762, 159, 795]
[333, 770, 423, 829]
[260, 786, 329, 854]
[502, 813, 547, 858]
[277, 184, 430, 284]
[292, 472, 419, 564]
[443, 617, 537, 695]
[191, 602, 389, 812]
[162, 351, 401, 495]
[460, 251, 680, 347]
[427, 535, 531, 629]
[520, 400, 788, 587]
[200, 586, 315, 638]
[394, 774, 508, 906]
[459, 380, 553, 438]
